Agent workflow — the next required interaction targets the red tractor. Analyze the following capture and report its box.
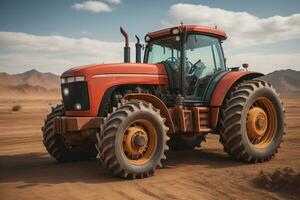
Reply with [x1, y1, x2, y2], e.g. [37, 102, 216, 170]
[42, 24, 285, 179]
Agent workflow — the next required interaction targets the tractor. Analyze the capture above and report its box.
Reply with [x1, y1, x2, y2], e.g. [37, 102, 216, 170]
[42, 24, 285, 179]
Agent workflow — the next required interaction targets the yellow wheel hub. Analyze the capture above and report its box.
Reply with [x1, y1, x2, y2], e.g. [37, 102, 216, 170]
[123, 126, 149, 157]
[122, 119, 157, 165]
[246, 107, 268, 139]
[246, 97, 277, 148]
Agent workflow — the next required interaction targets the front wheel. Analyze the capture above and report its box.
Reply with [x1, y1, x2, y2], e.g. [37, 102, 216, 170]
[98, 100, 169, 179]
[42, 104, 97, 162]
[219, 80, 285, 163]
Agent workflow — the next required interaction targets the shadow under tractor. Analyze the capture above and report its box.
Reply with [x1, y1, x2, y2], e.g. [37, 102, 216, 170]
[42, 24, 285, 179]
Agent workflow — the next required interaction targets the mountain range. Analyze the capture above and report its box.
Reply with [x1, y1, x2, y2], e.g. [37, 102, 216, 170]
[0, 69, 59, 89]
[259, 69, 300, 97]
[0, 69, 60, 98]
[0, 68, 299, 98]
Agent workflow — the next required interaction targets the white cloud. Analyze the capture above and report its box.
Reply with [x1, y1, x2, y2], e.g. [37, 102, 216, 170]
[103, 0, 121, 4]
[0, 32, 124, 74]
[162, 3, 300, 49]
[72, 1, 112, 13]
[0, 31, 298, 75]
[81, 30, 92, 35]
[227, 52, 300, 73]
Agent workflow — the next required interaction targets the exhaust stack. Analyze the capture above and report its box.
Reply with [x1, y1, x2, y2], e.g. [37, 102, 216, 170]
[120, 27, 130, 63]
[135, 35, 142, 63]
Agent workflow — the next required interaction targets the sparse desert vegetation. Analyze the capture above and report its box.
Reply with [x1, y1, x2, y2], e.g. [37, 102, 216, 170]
[254, 167, 300, 196]
[11, 104, 21, 111]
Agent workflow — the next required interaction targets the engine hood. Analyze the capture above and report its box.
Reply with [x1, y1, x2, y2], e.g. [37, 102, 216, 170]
[61, 63, 167, 78]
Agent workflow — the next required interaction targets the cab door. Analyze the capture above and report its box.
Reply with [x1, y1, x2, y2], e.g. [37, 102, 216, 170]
[184, 34, 226, 101]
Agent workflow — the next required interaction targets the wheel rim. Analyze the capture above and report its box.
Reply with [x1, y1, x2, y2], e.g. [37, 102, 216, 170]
[246, 97, 277, 148]
[122, 119, 157, 165]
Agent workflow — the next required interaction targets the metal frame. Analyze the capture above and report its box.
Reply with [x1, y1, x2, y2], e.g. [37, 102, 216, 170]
[54, 117, 104, 134]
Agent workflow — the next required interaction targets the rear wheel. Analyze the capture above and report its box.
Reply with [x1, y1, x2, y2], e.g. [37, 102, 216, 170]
[168, 133, 205, 151]
[42, 105, 97, 162]
[98, 100, 169, 179]
[219, 80, 285, 162]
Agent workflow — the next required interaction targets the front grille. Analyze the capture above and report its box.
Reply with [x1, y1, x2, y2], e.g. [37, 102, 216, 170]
[61, 81, 90, 111]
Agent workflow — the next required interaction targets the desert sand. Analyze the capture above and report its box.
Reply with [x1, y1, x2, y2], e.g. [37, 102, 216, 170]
[0, 98, 299, 200]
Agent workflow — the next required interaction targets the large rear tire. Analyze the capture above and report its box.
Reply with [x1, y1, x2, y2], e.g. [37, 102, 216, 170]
[98, 100, 169, 179]
[42, 104, 97, 162]
[219, 80, 285, 163]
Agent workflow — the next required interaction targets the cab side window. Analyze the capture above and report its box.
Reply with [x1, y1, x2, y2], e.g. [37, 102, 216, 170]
[185, 34, 225, 98]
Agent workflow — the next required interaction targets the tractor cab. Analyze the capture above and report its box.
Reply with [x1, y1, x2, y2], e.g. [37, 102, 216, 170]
[143, 25, 227, 103]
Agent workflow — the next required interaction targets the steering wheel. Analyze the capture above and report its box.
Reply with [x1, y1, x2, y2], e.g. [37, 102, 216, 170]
[165, 57, 178, 62]
[188, 59, 202, 75]
[188, 65, 196, 75]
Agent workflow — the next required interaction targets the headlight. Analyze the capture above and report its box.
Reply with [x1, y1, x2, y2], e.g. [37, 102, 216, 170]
[63, 88, 69, 96]
[61, 76, 85, 84]
[171, 28, 180, 35]
[75, 103, 82, 110]
[61, 78, 66, 84]
[75, 76, 85, 82]
[67, 77, 75, 83]
[145, 35, 151, 42]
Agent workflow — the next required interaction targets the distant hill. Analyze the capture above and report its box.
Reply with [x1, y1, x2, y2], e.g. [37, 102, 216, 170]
[0, 84, 60, 97]
[0, 69, 60, 99]
[0, 69, 60, 89]
[259, 69, 300, 98]
[0, 68, 299, 99]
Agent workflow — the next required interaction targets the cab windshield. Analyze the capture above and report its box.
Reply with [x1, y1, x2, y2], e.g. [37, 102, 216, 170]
[146, 36, 181, 66]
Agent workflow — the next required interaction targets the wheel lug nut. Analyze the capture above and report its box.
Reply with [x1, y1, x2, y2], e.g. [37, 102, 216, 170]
[133, 135, 146, 147]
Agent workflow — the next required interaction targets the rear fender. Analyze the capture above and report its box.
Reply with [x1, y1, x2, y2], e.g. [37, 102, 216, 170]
[124, 93, 175, 134]
[210, 71, 264, 129]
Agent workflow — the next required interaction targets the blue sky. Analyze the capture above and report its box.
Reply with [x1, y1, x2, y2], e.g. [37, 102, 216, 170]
[0, 0, 300, 74]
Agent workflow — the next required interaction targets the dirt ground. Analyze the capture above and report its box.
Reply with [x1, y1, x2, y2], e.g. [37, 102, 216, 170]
[0, 98, 299, 200]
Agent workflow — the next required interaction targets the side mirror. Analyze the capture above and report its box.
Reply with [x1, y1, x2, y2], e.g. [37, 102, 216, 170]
[242, 63, 249, 70]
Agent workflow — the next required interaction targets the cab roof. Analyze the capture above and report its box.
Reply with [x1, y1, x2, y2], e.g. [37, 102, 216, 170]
[147, 24, 227, 40]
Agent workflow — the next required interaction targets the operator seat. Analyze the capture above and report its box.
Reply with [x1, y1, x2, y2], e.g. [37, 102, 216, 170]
[160, 61, 177, 93]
